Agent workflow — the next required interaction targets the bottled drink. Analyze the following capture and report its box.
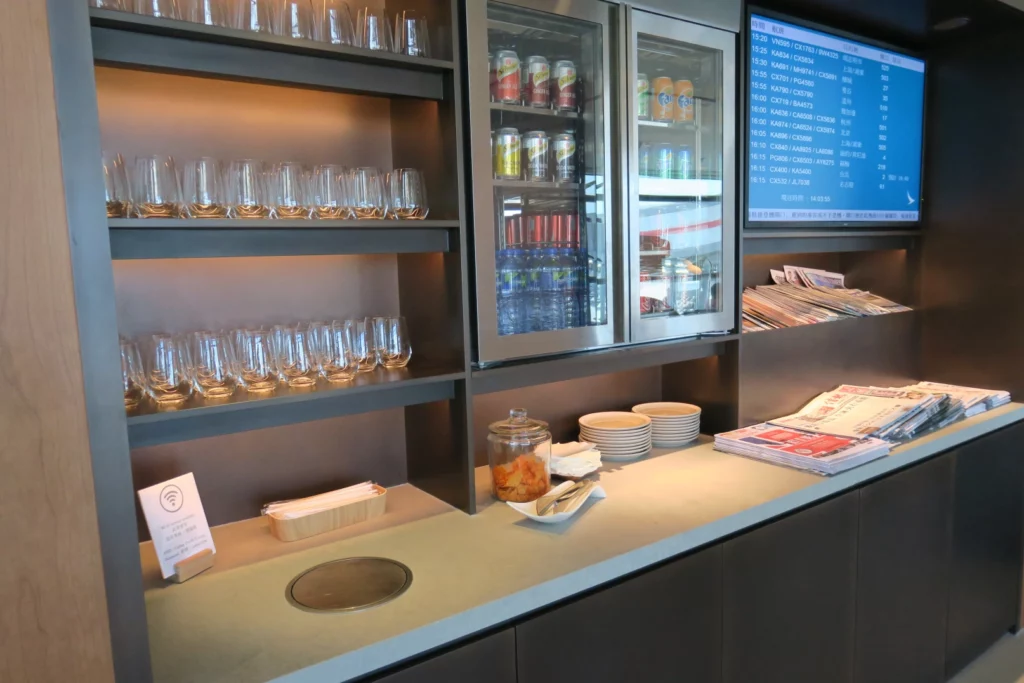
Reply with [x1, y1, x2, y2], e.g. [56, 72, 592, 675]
[637, 72, 651, 120]
[589, 256, 607, 325]
[496, 249, 528, 336]
[525, 244, 543, 332]
[536, 248, 564, 331]
[558, 247, 580, 329]
[576, 245, 589, 326]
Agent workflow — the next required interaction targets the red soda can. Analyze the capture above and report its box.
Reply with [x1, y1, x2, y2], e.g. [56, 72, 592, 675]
[503, 215, 524, 248]
[523, 55, 550, 108]
[550, 212, 568, 247]
[552, 60, 577, 111]
[492, 50, 521, 104]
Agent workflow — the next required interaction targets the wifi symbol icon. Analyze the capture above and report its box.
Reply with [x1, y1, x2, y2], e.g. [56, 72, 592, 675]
[160, 484, 185, 513]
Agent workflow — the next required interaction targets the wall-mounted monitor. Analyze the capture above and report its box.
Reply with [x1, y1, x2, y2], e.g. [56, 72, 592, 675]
[746, 12, 925, 227]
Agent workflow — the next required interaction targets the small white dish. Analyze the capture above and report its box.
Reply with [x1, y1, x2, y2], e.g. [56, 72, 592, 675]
[507, 480, 607, 524]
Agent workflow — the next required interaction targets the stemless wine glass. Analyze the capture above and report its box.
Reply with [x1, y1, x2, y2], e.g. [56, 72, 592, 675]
[271, 324, 320, 387]
[355, 7, 392, 51]
[227, 0, 273, 31]
[271, 162, 312, 219]
[102, 152, 131, 218]
[91, 0, 127, 12]
[344, 318, 376, 372]
[393, 10, 429, 57]
[311, 321, 358, 382]
[315, 0, 355, 45]
[311, 164, 350, 218]
[143, 334, 193, 404]
[189, 331, 238, 399]
[350, 167, 386, 219]
[120, 338, 145, 409]
[233, 328, 278, 392]
[135, 0, 179, 19]
[387, 168, 429, 219]
[374, 316, 412, 368]
[272, 0, 315, 39]
[182, 0, 225, 25]
[132, 155, 181, 218]
[182, 157, 229, 218]
[227, 159, 272, 218]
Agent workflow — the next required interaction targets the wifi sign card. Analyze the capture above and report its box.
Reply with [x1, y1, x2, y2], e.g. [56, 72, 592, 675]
[138, 472, 216, 579]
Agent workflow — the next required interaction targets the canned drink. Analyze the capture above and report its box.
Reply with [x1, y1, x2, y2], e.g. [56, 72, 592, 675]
[552, 60, 577, 111]
[523, 131, 549, 182]
[651, 76, 674, 122]
[503, 215, 524, 249]
[638, 143, 652, 177]
[552, 133, 576, 182]
[523, 55, 550, 108]
[637, 72, 651, 120]
[674, 79, 694, 123]
[526, 213, 550, 246]
[492, 50, 521, 104]
[674, 144, 694, 179]
[654, 142, 673, 179]
[487, 53, 495, 101]
[493, 128, 521, 180]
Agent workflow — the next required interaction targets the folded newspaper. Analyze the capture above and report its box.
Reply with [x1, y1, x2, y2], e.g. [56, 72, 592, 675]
[714, 424, 890, 475]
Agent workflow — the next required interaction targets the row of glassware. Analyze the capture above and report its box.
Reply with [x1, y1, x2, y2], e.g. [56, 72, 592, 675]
[103, 154, 428, 220]
[90, 0, 431, 57]
[121, 317, 411, 408]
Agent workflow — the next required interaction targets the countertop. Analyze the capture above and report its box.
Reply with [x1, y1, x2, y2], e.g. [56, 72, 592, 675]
[140, 403, 1024, 683]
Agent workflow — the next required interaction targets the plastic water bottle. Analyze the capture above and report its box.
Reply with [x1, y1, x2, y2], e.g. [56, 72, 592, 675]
[558, 247, 580, 329]
[576, 247, 589, 326]
[496, 249, 516, 336]
[525, 246, 543, 332]
[537, 248, 564, 331]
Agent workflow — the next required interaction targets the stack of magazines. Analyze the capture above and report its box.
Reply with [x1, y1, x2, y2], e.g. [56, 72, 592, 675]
[715, 381, 1011, 475]
[743, 265, 911, 332]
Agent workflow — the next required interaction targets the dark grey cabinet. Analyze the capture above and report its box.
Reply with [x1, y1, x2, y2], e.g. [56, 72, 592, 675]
[516, 546, 723, 683]
[723, 491, 860, 683]
[855, 455, 955, 683]
[946, 425, 1024, 678]
[370, 629, 516, 683]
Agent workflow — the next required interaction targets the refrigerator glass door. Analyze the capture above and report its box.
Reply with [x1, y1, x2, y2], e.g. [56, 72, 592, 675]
[627, 9, 736, 343]
[469, 0, 615, 365]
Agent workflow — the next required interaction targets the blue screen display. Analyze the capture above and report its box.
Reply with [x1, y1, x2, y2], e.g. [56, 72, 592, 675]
[748, 14, 925, 223]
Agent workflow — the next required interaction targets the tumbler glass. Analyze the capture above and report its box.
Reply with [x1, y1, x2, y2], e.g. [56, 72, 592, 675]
[355, 7, 392, 51]
[271, 324, 320, 387]
[143, 334, 193, 404]
[233, 328, 278, 392]
[344, 318, 376, 372]
[91, 0, 127, 9]
[311, 164, 350, 218]
[182, 157, 229, 218]
[120, 338, 145, 409]
[387, 168, 429, 219]
[189, 331, 239, 398]
[102, 152, 131, 219]
[272, 0, 315, 39]
[135, 0, 179, 19]
[375, 316, 412, 368]
[315, 0, 355, 45]
[311, 321, 358, 382]
[182, 0, 225, 25]
[227, 0, 273, 32]
[393, 10, 429, 57]
[132, 155, 181, 218]
[350, 167, 385, 219]
[271, 162, 312, 219]
[227, 159, 272, 218]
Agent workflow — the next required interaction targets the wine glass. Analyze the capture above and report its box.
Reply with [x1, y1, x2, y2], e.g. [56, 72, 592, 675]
[387, 168, 429, 219]
[182, 157, 229, 218]
[271, 324, 320, 387]
[227, 159, 272, 218]
[102, 152, 131, 218]
[350, 167, 385, 219]
[142, 334, 193, 404]
[232, 328, 278, 392]
[132, 155, 181, 218]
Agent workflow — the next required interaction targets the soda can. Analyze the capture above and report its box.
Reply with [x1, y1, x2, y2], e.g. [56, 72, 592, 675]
[526, 213, 550, 246]
[674, 79, 694, 123]
[552, 133, 576, 182]
[503, 215, 524, 249]
[523, 131, 549, 182]
[651, 76, 674, 122]
[674, 144, 693, 179]
[524, 55, 550, 108]
[654, 142, 673, 179]
[552, 60, 577, 111]
[493, 127, 521, 180]
[487, 53, 495, 101]
[637, 72, 651, 120]
[492, 50, 521, 104]
[638, 143, 652, 177]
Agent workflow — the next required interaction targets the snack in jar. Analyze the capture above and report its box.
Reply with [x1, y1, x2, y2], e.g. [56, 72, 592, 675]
[488, 408, 552, 503]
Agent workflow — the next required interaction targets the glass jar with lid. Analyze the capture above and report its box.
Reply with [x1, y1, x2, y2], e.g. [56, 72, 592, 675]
[488, 408, 552, 503]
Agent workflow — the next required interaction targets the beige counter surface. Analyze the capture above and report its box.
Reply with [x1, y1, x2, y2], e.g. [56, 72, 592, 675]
[141, 403, 1024, 683]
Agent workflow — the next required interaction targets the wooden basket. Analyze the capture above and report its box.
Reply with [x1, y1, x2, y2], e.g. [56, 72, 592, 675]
[267, 485, 387, 542]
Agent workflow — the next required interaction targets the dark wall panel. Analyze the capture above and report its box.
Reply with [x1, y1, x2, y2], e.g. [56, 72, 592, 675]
[370, 629, 516, 683]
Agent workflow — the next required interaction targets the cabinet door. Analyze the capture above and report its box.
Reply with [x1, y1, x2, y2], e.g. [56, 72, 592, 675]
[371, 630, 516, 683]
[517, 546, 722, 683]
[855, 455, 954, 683]
[946, 425, 1024, 678]
[723, 490, 859, 683]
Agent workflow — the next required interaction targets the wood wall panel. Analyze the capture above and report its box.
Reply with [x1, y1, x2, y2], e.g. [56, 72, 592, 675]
[0, 2, 115, 682]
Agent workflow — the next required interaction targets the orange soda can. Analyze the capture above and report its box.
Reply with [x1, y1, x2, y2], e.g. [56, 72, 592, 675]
[651, 76, 674, 122]
[674, 79, 694, 123]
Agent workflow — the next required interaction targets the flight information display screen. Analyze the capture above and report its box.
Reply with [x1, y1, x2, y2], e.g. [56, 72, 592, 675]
[747, 14, 925, 224]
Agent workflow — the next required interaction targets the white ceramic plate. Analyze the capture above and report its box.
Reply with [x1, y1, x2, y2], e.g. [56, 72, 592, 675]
[581, 436, 652, 447]
[651, 429, 701, 437]
[579, 412, 652, 431]
[601, 449, 650, 461]
[652, 439, 698, 448]
[632, 402, 701, 418]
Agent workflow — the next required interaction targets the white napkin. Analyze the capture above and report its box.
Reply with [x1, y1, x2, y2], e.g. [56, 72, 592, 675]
[507, 480, 607, 524]
[550, 441, 602, 478]
[263, 482, 382, 519]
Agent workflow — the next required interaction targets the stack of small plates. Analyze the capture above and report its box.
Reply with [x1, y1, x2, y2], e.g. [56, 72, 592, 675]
[578, 412, 652, 461]
[632, 402, 701, 447]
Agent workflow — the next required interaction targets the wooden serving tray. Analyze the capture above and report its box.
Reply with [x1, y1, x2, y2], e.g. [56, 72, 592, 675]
[268, 485, 387, 542]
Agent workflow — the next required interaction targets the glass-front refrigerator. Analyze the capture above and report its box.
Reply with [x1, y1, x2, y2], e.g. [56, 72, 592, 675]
[467, 0, 616, 366]
[626, 9, 736, 342]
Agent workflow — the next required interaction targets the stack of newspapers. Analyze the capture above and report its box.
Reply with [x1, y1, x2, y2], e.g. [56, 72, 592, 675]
[743, 265, 911, 332]
[715, 382, 1011, 475]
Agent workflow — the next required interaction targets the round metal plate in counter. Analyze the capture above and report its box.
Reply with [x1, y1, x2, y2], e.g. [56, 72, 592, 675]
[286, 557, 412, 613]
